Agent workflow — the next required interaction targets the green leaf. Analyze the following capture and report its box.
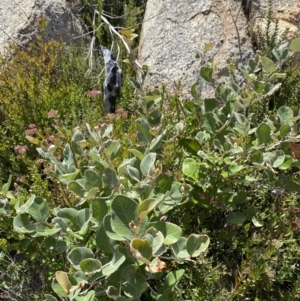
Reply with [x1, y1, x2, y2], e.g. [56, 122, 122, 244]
[85, 169, 102, 190]
[226, 212, 246, 224]
[261, 56, 277, 73]
[171, 237, 189, 261]
[264, 150, 285, 168]
[59, 169, 80, 184]
[144, 228, 166, 256]
[204, 112, 216, 134]
[163, 269, 184, 291]
[253, 80, 264, 93]
[136, 118, 153, 144]
[204, 98, 218, 113]
[122, 273, 147, 299]
[140, 153, 156, 177]
[182, 158, 199, 181]
[150, 221, 182, 245]
[200, 66, 213, 83]
[102, 252, 125, 276]
[80, 258, 102, 274]
[103, 167, 120, 188]
[130, 238, 152, 262]
[148, 110, 162, 126]
[150, 130, 166, 151]
[106, 286, 119, 300]
[138, 198, 157, 220]
[76, 208, 92, 235]
[67, 247, 94, 270]
[96, 223, 115, 253]
[256, 123, 272, 145]
[111, 195, 138, 240]
[27, 197, 49, 222]
[55, 271, 72, 294]
[13, 214, 35, 233]
[103, 214, 125, 241]
[252, 217, 264, 227]
[100, 123, 113, 138]
[128, 148, 145, 161]
[186, 234, 210, 257]
[290, 38, 300, 52]
[71, 129, 85, 155]
[122, 265, 137, 281]
[44, 294, 58, 301]
[179, 138, 201, 156]
[91, 199, 108, 224]
[278, 156, 293, 170]
[68, 181, 82, 197]
[280, 124, 291, 138]
[35, 226, 61, 237]
[17, 194, 35, 214]
[105, 140, 121, 160]
[127, 165, 141, 182]
[277, 106, 293, 125]
[191, 83, 200, 99]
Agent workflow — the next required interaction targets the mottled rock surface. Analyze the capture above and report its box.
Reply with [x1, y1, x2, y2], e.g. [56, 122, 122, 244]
[138, 0, 254, 98]
[0, 0, 84, 57]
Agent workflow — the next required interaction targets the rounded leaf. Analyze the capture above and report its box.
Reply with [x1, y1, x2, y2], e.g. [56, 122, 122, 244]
[13, 214, 35, 233]
[28, 197, 49, 222]
[67, 247, 94, 270]
[150, 221, 182, 245]
[130, 238, 152, 262]
[186, 234, 210, 257]
[80, 258, 102, 274]
[111, 195, 138, 240]
[138, 198, 157, 220]
[277, 106, 293, 125]
[290, 38, 300, 52]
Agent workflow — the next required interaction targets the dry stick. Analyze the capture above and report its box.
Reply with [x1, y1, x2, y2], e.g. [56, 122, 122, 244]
[228, 0, 243, 61]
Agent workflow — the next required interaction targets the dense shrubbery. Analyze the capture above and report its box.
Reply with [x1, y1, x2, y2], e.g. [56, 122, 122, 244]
[1, 1, 300, 300]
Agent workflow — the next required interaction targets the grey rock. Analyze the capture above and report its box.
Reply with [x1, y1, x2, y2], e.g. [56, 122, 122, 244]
[0, 0, 85, 57]
[138, 0, 254, 99]
[100, 45, 123, 113]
